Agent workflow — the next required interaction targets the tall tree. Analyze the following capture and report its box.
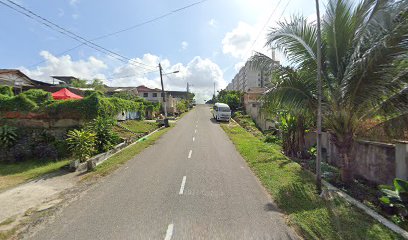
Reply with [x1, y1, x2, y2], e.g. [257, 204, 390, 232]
[251, 0, 408, 183]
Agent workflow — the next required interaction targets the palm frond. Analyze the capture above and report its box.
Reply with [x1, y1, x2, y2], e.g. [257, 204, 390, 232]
[266, 15, 317, 68]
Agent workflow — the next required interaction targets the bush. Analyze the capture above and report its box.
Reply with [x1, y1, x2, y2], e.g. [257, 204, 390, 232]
[85, 117, 120, 153]
[0, 94, 38, 112]
[21, 89, 52, 106]
[66, 129, 96, 162]
[0, 125, 17, 149]
[379, 178, 408, 220]
[264, 133, 282, 144]
[0, 85, 13, 97]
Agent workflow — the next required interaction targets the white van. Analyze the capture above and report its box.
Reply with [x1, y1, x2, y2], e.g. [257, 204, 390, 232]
[212, 103, 231, 122]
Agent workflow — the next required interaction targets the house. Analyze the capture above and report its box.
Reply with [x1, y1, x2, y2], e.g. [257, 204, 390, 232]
[243, 87, 275, 131]
[136, 85, 180, 115]
[0, 69, 35, 87]
[0, 69, 53, 93]
[51, 76, 80, 86]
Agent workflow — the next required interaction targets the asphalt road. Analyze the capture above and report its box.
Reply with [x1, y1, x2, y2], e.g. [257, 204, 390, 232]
[30, 105, 299, 240]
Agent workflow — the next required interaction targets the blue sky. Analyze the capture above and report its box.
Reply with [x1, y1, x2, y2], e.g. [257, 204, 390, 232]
[0, 0, 327, 102]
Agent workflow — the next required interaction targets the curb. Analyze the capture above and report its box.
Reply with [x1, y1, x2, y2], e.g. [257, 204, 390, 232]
[323, 180, 408, 239]
[75, 126, 165, 172]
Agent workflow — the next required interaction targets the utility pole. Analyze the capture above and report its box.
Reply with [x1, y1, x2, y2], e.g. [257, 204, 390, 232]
[187, 82, 190, 93]
[315, 0, 323, 194]
[159, 63, 169, 127]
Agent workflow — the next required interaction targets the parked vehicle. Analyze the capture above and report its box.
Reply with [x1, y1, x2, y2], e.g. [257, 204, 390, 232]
[212, 103, 231, 122]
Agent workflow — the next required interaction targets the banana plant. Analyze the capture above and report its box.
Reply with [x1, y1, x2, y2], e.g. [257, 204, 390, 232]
[379, 178, 408, 217]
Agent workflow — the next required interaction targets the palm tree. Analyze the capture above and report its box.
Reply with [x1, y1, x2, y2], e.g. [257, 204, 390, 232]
[251, 0, 408, 183]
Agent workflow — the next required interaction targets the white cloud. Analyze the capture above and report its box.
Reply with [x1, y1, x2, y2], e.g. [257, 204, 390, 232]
[181, 41, 188, 50]
[21, 51, 226, 103]
[110, 54, 226, 103]
[20, 51, 108, 84]
[69, 0, 79, 6]
[208, 18, 217, 28]
[222, 21, 256, 60]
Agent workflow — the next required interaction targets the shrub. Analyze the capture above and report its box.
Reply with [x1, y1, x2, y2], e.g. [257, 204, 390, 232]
[379, 178, 408, 219]
[176, 99, 188, 113]
[0, 94, 38, 112]
[85, 117, 120, 153]
[0, 125, 17, 149]
[264, 133, 282, 144]
[21, 89, 52, 106]
[0, 85, 13, 97]
[66, 129, 96, 162]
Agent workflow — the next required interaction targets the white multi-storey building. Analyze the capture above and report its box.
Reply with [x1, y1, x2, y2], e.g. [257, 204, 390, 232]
[227, 58, 279, 92]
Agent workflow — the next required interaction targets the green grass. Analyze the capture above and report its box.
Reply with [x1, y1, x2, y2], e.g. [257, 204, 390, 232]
[221, 122, 402, 240]
[84, 126, 171, 179]
[114, 120, 159, 139]
[0, 159, 70, 192]
[121, 120, 159, 134]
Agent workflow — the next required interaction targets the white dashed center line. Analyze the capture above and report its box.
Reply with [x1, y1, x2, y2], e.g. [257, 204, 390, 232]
[195, 129, 197, 133]
[179, 176, 186, 195]
[193, 137, 195, 142]
[188, 150, 192, 159]
[164, 224, 174, 240]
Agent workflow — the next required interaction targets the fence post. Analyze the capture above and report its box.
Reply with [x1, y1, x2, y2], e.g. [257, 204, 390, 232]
[395, 140, 408, 180]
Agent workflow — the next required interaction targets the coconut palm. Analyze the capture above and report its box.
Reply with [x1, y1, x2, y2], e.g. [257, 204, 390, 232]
[251, 0, 408, 183]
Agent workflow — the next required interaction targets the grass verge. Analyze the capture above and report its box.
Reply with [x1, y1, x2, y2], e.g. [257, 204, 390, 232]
[84, 126, 171, 179]
[114, 120, 159, 139]
[0, 159, 70, 192]
[221, 122, 402, 240]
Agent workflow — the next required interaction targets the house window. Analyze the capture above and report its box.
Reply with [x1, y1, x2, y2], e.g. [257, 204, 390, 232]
[161, 93, 164, 97]
[143, 93, 148, 97]
[152, 93, 158, 97]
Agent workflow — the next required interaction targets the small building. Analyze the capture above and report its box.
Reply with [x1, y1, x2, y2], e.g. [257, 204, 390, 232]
[51, 76, 80, 86]
[243, 87, 275, 131]
[0, 69, 53, 93]
[136, 85, 179, 115]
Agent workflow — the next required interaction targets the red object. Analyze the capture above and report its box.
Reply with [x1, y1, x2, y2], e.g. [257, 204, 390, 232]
[52, 88, 83, 100]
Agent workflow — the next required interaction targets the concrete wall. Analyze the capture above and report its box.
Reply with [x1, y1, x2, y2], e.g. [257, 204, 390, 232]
[304, 132, 398, 184]
[353, 140, 396, 184]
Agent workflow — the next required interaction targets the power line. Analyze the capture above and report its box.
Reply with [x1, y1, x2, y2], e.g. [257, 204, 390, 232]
[247, 0, 283, 55]
[24, 0, 208, 68]
[1, 0, 157, 71]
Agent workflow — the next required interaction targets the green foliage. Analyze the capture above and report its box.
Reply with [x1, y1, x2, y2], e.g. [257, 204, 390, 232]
[90, 79, 107, 92]
[217, 90, 242, 111]
[0, 125, 17, 149]
[176, 99, 189, 113]
[251, 0, 408, 181]
[20, 89, 52, 106]
[0, 85, 13, 97]
[45, 93, 143, 119]
[0, 94, 37, 112]
[66, 129, 96, 162]
[112, 92, 140, 101]
[71, 79, 88, 88]
[264, 133, 281, 144]
[85, 117, 120, 153]
[379, 178, 408, 219]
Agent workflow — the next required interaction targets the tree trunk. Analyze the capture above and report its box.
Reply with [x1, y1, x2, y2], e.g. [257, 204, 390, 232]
[340, 151, 353, 183]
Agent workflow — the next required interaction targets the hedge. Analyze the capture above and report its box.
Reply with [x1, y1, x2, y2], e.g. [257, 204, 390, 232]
[0, 91, 146, 119]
